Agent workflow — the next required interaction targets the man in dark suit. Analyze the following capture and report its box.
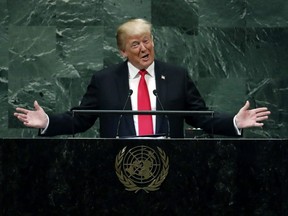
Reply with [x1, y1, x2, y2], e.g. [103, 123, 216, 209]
[14, 18, 270, 138]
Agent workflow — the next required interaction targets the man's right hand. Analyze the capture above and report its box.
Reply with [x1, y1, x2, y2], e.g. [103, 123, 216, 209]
[14, 100, 48, 129]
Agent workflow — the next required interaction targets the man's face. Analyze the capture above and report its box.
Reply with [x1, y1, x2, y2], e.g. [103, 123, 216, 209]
[121, 33, 155, 70]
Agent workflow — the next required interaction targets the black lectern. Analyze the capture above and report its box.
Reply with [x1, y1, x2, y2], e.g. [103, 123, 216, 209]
[1, 138, 287, 215]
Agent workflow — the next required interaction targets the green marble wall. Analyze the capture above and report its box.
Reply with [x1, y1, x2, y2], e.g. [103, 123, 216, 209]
[0, 0, 287, 138]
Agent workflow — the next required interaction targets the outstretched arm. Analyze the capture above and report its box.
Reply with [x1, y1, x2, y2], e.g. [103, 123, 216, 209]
[235, 101, 271, 129]
[14, 100, 48, 129]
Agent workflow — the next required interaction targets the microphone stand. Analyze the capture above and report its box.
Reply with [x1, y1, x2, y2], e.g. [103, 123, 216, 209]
[153, 90, 170, 138]
[116, 90, 133, 138]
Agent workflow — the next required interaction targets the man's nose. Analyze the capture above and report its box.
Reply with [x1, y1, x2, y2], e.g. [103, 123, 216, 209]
[140, 42, 147, 51]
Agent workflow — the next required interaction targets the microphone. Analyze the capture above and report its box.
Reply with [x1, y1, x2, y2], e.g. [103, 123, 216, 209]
[116, 89, 133, 138]
[153, 90, 170, 138]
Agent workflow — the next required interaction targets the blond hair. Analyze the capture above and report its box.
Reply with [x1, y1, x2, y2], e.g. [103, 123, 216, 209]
[116, 18, 152, 50]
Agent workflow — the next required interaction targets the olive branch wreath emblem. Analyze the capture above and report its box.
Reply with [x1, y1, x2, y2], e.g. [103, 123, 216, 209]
[115, 146, 169, 193]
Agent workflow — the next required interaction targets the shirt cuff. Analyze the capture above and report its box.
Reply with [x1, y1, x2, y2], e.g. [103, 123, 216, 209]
[233, 115, 242, 135]
[40, 114, 50, 134]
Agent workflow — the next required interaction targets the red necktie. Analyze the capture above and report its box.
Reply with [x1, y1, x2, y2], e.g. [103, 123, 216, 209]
[138, 70, 153, 135]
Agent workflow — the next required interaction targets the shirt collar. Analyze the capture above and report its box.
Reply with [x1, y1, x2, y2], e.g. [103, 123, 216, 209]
[128, 61, 155, 79]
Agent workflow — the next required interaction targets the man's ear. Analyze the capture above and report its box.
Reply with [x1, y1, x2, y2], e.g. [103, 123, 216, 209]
[120, 50, 127, 58]
[151, 35, 154, 47]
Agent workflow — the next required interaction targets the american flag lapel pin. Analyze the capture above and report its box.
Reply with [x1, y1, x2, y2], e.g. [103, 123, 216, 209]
[161, 75, 165, 80]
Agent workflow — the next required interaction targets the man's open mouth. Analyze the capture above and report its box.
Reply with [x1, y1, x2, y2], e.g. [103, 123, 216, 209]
[141, 54, 149, 60]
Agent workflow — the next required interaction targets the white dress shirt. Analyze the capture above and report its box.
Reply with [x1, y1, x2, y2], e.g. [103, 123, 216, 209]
[127, 61, 156, 136]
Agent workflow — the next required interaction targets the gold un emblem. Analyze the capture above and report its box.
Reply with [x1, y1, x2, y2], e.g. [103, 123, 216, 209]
[115, 145, 169, 193]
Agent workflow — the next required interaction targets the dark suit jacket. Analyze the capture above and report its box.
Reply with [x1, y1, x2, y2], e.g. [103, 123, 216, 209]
[44, 60, 238, 138]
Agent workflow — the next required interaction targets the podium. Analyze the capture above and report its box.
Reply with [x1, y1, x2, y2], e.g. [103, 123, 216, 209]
[1, 138, 288, 215]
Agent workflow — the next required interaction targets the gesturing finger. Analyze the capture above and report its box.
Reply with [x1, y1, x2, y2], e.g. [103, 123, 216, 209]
[256, 116, 269, 122]
[254, 122, 264, 127]
[254, 107, 269, 113]
[15, 107, 29, 114]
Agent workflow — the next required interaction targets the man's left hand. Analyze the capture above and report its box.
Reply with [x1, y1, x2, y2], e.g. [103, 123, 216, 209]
[235, 101, 271, 129]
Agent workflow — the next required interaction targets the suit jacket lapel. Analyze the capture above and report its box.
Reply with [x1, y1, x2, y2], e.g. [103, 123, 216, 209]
[116, 61, 136, 136]
[154, 61, 167, 134]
